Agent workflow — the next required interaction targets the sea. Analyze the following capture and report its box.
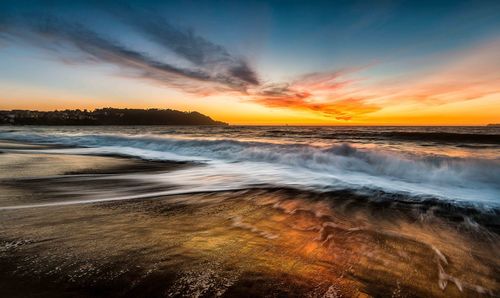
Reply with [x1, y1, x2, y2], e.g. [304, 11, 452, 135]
[1, 125, 500, 296]
[0, 125, 498, 208]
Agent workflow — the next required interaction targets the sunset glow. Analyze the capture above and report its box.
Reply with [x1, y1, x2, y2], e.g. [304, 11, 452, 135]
[1, 2, 500, 297]
[1, 1, 499, 125]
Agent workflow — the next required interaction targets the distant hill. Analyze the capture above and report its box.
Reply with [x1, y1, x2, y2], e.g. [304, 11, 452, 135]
[0, 108, 228, 126]
[486, 123, 499, 127]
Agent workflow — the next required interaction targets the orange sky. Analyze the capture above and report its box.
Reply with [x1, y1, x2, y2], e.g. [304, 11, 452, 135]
[1, 0, 500, 126]
[1, 33, 499, 126]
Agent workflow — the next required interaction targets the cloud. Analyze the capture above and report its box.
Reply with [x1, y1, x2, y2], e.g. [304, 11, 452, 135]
[249, 40, 500, 121]
[0, 10, 258, 94]
[249, 70, 380, 120]
[0, 4, 382, 121]
[364, 40, 500, 107]
[114, 8, 259, 86]
[12, 4, 497, 122]
[253, 94, 379, 120]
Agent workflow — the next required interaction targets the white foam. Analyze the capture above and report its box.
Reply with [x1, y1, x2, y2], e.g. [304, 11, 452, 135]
[1, 129, 499, 206]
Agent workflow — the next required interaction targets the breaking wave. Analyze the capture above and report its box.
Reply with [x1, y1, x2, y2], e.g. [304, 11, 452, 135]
[1, 129, 499, 206]
[325, 131, 500, 144]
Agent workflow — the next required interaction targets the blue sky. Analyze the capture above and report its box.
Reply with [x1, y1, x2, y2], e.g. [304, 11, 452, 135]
[0, 0, 499, 124]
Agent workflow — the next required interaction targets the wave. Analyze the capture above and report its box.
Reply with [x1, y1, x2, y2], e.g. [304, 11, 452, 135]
[1, 130, 499, 206]
[258, 128, 500, 144]
[319, 131, 500, 144]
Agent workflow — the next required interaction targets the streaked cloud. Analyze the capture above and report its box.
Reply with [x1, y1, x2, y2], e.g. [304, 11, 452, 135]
[247, 40, 500, 121]
[115, 7, 259, 86]
[0, 10, 259, 94]
[0, 1, 498, 124]
[351, 39, 500, 112]
[247, 68, 380, 120]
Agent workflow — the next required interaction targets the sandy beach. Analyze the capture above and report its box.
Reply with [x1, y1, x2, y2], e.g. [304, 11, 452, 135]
[2, 0, 500, 296]
[0, 140, 498, 297]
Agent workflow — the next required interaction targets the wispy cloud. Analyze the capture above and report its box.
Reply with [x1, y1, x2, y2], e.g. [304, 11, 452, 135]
[1, 4, 498, 122]
[115, 7, 259, 86]
[364, 40, 500, 106]
[243, 39, 500, 120]
[248, 69, 380, 120]
[0, 10, 258, 94]
[0, 6, 397, 121]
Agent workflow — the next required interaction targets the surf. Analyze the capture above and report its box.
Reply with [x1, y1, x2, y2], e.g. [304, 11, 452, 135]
[1, 128, 499, 206]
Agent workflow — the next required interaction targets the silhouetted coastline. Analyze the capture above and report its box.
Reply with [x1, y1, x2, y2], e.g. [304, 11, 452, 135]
[0, 108, 228, 126]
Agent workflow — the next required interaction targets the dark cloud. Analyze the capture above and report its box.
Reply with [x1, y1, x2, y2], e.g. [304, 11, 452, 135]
[0, 2, 381, 120]
[0, 6, 258, 93]
[113, 8, 259, 86]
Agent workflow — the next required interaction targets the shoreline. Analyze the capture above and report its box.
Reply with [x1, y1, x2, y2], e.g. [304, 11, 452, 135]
[0, 140, 498, 297]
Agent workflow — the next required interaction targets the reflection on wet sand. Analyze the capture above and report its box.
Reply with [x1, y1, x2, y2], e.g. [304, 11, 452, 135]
[0, 144, 498, 297]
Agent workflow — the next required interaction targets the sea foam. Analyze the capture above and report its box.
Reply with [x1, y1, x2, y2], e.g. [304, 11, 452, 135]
[1, 129, 499, 206]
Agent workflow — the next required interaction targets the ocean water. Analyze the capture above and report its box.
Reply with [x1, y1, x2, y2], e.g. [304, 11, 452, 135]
[1, 125, 500, 296]
[1, 126, 499, 208]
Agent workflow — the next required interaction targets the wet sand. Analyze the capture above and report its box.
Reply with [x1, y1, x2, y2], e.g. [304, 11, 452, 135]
[0, 141, 498, 297]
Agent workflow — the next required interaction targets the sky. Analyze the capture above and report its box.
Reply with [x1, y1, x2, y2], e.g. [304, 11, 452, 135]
[0, 0, 499, 125]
